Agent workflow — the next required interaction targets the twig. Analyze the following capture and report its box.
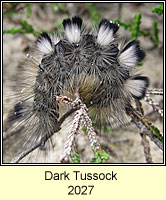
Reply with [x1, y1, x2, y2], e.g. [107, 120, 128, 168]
[61, 108, 84, 162]
[135, 99, 144, 115]
[83, 112, 99, 147]
[10, 137, 49, 163]
[145, 98, 163, 117]
[144, 93, 163, 117]
[131, 117, 163, 151]
[136, 99, 155, 163]
[140, 131, 153, 163]
[147, 88, 163, 95]
[57, 95, 100, 163]
[104, 98, 163, 131]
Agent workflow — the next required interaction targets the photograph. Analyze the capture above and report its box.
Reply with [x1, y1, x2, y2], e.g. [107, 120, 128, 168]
[2, 2, 164, 164]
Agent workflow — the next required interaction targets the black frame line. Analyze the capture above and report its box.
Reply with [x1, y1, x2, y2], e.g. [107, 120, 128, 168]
[1, 1, 165, 166]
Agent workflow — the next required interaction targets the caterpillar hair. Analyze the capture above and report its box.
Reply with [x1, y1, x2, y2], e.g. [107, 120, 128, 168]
[4, 16, 149, 163]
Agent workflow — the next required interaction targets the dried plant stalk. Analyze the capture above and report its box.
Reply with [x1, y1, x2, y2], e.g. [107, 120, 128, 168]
[58, 95, 100, 163]
[144, 93, 163, 117]
[140, 132, 153, 163]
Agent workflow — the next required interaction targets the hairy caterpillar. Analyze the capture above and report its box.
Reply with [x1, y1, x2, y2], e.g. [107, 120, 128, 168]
[3, 16, 149, 163]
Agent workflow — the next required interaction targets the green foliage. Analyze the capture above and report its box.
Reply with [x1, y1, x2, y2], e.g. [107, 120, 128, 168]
[91, 146, 109, 163]
[82, 122, 96, 132]
[152, 3, 163, 16]
[82, 126, 87, 132]
[131, 13, 142, 39]
[114, 12, 160, 47]
[86, 3, 100, 23]
[152, 20, 159, 46]
[147, 122, 163, 142]
[50, 3, 59, 13]
[104, 126, 111, 133]
[3, 19, 40, 36]
[67, 146, 110, 164]
[71, 150, 81, 163]
[57, 3, 67, 12]
[137, 62, 143, 66]
[3, 3, 16, 16]
[50, 3, 68, 30]
[50, 3, 67, 13]
[141, 118, 163, 142]
[53, 15, 68, 31]
[114, 19, 132, 30]
[26, 4, 32, 18]
[3, 3, 32, 19]
[3, 3, 161, 48]
[138, 21, 159, 47]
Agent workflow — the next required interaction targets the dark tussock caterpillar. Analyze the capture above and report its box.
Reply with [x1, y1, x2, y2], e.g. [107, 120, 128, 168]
[3, 16, 149, 163]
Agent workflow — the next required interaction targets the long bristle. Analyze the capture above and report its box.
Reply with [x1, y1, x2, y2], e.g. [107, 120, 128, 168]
[118, 40, 145, 67]
[36, 32, 53, 54]
[97, 19, 119, 46]
[124, 76, 149, 99]
[63, 16, 83, 43]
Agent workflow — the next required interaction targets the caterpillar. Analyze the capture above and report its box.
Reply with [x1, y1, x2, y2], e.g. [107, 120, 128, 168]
[3, 16, 149, 163]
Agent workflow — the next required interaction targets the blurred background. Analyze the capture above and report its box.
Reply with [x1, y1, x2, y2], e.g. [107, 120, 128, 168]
[3, 3, 163, 163]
